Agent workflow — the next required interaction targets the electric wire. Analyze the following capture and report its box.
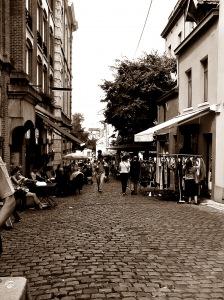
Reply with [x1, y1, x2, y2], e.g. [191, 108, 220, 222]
[135, 0, 154, 56]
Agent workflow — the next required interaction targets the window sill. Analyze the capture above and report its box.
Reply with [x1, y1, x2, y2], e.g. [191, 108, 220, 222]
[183, 107, 193, 113]
[198, 102, 209, 108]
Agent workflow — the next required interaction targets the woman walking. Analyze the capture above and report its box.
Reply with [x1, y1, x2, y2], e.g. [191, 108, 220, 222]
[119, 155, 130, 196]
[184, 158, 200, 204]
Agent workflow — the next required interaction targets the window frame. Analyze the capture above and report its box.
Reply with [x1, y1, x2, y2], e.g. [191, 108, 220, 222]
[201, 56, 208, 102]
[25, 39, 33, 79]
[37, 56, 43, 92]
[186, 68, 192, 108]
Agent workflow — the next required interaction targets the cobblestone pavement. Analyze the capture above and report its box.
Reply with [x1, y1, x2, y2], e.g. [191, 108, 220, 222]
[1, 179, 224, 300]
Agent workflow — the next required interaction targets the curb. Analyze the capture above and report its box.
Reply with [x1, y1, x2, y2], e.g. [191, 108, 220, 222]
[200, 199, 224, 211]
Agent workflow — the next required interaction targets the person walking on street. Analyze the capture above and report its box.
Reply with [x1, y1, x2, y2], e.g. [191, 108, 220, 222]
[130, 156, 141, 195]
[93, 151, 105, 192]
[119, 155, 130, 196]
[0, 157, 16, 255]
[184, 158, 200, 204]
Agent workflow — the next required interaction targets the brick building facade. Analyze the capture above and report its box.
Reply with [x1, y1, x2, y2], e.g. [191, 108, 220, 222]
[0, 0, 80, 174]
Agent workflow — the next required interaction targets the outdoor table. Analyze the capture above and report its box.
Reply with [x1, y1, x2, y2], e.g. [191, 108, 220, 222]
[0, 277, 32, 300]
[33, 182, 57, 197]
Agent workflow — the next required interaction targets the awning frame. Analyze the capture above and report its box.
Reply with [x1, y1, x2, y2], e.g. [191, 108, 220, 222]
[134, 105, 218, 142]
[36, 112, 83, 145]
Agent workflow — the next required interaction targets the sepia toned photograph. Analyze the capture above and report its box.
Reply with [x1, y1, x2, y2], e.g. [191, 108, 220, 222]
[0, 0, 224, 299]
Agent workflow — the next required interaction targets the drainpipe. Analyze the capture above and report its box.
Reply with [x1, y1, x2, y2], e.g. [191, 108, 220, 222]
[214, 0, 224, 202]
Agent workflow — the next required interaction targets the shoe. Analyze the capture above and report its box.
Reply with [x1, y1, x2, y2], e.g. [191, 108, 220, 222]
[98, 190, 102, 193]
[14, 218, 21, 223]
[178, 200, 185, 203]
[42, 203, 50, 209]
[2, 224, 13, 230]
[39, 203, 49, 209]
[122, 193, 127, 196]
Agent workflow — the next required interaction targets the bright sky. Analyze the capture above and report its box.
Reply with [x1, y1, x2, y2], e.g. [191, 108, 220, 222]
[72, 0, 177, 129]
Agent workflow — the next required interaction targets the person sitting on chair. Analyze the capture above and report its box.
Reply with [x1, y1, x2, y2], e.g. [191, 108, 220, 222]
[30, 167, 45, 182]
[11, 166, 47, 210]
[0, 156, 16, 254]
[70, 164, 84, 194]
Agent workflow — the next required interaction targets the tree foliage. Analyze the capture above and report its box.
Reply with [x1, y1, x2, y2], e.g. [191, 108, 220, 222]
[71, 113, 96, 150]
[100, 51, 176, 144]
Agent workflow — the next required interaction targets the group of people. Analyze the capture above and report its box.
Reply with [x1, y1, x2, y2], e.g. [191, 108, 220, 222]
[0, 151, 206, 254]
[55, 159, 94, 196]
[0, 156, 97, 254]
[92, 151, 141, 196]
[93, 152, 205, 205]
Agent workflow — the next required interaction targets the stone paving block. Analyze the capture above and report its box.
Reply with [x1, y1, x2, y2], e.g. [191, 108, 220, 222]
[2, 180, 224, 299]
[91, 293, 106, 298]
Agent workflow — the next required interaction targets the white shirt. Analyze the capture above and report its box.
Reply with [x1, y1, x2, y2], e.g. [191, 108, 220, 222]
[119, 161, 130, 173]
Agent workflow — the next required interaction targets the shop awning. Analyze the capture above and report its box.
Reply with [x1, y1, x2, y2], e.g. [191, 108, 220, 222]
[107, 143, 156, 151]
[36, 112, 83, 145]
[134, 105, 217, 142]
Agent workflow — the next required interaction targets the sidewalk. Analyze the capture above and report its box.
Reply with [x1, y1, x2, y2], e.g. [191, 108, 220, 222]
[201, 198, 224, 211]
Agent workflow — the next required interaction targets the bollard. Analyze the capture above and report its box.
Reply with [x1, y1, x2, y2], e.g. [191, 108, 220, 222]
[0, 277, 32, 300]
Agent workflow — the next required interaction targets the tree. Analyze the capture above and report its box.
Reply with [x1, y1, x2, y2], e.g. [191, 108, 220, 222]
[71, 113, 96, 151]
[100, 51, 176, 144]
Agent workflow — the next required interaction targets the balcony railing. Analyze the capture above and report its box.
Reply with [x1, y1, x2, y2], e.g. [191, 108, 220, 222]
[26, 9, 33, 31]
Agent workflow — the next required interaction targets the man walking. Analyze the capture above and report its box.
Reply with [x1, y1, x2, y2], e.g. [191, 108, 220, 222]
[93, 150, 105, 192]
[130, 156, 141, 195]
[0, 157, 16, 254]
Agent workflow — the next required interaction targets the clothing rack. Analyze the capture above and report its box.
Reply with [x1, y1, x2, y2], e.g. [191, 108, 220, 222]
[156, 153, 204, 202]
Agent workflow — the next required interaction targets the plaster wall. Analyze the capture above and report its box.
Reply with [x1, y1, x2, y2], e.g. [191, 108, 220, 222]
[178, 21, 218, 112]
[214, 0, 224, 201]
[165, 14, 195, 57]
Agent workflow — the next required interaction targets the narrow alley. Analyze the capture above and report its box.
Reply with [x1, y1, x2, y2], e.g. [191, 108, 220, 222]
[1, 180, 224, 300]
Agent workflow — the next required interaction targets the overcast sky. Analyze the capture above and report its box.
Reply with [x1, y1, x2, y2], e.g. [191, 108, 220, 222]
[72, 0, 177, 129]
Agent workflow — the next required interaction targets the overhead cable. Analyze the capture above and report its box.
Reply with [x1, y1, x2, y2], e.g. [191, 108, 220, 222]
[135, 0, 153, 56]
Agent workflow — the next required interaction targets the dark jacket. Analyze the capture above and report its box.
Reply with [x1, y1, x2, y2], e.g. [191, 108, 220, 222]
[130, 160, 141, 181]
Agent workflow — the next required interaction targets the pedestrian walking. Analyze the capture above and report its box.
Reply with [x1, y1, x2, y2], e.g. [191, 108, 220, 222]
[119, 155, 130, 196]
[130, 156, 141, 195]
[93, 150, 105, 192]
[184, 158, 200, 204]
[0, 157, 16, 254]
[103, 158, 110, 182]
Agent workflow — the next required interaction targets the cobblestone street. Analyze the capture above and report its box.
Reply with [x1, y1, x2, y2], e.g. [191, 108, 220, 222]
[1, 179, 224, 299]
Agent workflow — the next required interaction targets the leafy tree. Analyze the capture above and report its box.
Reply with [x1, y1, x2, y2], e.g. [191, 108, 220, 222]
[100, 51, 176, 144]
[71, 113, 96, 151]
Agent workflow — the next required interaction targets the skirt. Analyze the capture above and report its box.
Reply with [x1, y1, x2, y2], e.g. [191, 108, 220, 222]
[185, 179, 198, 197]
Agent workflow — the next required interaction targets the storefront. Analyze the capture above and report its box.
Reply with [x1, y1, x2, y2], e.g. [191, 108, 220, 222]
[135, 104, 218, 199]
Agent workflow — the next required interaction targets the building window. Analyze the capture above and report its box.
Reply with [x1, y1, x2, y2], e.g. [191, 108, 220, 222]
[168, 45, 171, 57]
[49, 75, 53, 95]
[26, 0, 31, 11]
[26, 39, 33, 80]
[26, 0, 32, 30]
[43, 65, 48, 94]
[37, 56, 42, 91]
[43, 10, 48, 57]
[25, 39, 33, 79]
[37, 4, 42, 35]
[163, 104, 167, 122]
[186, 69, 192, 107]
[201, 57, 208, 102]
[178, 31, 182, 44]
[49, 27, 54, 67]
[49, 0, 54, 11]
